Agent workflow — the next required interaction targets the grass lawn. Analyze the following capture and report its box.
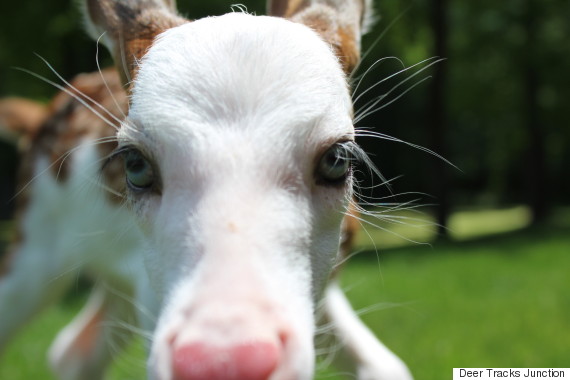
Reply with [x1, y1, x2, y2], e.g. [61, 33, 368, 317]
[0, 206, 569, 379]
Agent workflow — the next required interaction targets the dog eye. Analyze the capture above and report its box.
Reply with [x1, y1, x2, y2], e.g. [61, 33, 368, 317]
[124, 149, 155, 190]
[316, 143, 351, 184]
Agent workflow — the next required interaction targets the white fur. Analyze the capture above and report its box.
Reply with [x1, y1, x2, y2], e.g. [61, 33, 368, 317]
[0, 142, 148, 379]
[128, 14, 352, 379]
[0, 11, 413, 380]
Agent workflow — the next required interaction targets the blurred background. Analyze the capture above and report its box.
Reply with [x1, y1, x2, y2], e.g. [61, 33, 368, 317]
[0, 0, 569, 379]
[1, 0, 569, 229]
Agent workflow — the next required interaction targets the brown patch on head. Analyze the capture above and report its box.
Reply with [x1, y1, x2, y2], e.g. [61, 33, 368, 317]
[269, 0, 310, 18]
[113, 10, 188, 88]
[292, 10, 361, 75]
[270, 1, 367, 76]
[334, 26, 360, 74]
[87, 0, 188, 88]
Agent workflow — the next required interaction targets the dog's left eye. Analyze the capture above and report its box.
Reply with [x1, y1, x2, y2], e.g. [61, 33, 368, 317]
[316, 143, 351, 184]
[124, 149, 155, 190]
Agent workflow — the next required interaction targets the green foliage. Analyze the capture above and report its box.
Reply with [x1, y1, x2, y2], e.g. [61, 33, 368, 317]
[1, 0, 569, 212]
[356, 0, 570, 208]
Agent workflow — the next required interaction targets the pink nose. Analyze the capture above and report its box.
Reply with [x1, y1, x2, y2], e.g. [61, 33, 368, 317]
[171, 342, 279, 380]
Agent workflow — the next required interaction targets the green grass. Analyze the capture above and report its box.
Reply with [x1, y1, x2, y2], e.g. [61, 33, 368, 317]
[1, 207, 569, 379]
[342, 232, 570, 379]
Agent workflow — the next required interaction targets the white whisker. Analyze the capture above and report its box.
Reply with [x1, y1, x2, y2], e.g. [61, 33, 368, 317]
[354, 58, 445, 123]
[354, 128, 457, 168]
[117, 28, 133, 85]
[355, 75, 432, 123]
[99, 284, 158, 325]
[95, 33, 128, 120]
[350, 4, 412, 79]
[10, 136, 117, 202]
[353, 56, 438, 106]
[33, 54, 125, 128]
[13, 67, 121, 132]
[351, 56, 404, 100]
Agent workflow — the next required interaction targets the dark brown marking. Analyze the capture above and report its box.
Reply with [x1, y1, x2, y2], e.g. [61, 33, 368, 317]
[272, 0, 311, 19]
[21, 68, 128, 187]
[335, 26, 360, 74]
[269, 1, 366, 75]
[292, 10, 360, 75]
[87, 0, 188, 88]
[4, 0, 191, 278]
[1, 68, 129, 279]
[330, 200, 360, 279]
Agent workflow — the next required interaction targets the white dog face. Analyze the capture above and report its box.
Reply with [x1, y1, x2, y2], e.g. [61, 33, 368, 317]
[0, 1, 413, 378]
[114, 13, 355, 379]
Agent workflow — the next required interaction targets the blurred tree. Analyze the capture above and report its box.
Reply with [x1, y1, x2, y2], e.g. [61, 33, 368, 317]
[522, 0, 548, 224]
[429, 0, 451, 237]
[0, 0, 569, 224]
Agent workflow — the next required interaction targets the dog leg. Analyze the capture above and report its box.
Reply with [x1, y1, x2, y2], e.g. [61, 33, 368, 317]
[322, 282, 414, 380]
[49, 284, 138, 380]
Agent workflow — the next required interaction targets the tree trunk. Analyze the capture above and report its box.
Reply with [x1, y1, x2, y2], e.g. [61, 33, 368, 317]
[430, 0, 450, 237]
[524, 0, 549, 224]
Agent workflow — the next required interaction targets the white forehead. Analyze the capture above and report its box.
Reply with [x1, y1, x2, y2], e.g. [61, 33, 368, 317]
[127, 12, 352, 144]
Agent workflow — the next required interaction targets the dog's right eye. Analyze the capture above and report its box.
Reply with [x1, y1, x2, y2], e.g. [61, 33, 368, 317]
[315, 143, 352, 185]
[124, 149, 155, 190]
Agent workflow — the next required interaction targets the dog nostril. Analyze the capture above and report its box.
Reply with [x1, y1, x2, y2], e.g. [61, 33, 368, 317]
[171, 341, 279, 380]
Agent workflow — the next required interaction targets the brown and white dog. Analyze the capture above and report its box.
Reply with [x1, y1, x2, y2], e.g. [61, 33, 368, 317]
[0, 0, 413, 379]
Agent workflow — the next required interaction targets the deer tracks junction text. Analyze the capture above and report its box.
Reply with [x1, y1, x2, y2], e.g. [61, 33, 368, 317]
[454, 369, 569, 379]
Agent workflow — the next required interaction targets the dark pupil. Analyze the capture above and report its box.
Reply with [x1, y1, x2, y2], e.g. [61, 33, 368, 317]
[320, 146, 349, 182]
[126, 156, 146, 173]
[327, 147, 347, 170]
[328, 150, 343, 165]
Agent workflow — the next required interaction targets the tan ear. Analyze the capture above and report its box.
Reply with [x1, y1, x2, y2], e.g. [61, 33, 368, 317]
[85, 0, 188, 87]
[268, 0, 370, 75]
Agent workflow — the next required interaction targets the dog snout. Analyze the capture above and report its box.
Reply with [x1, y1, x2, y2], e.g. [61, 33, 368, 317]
[161, 294, 300, 380]
[171, 341, 280, 380]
